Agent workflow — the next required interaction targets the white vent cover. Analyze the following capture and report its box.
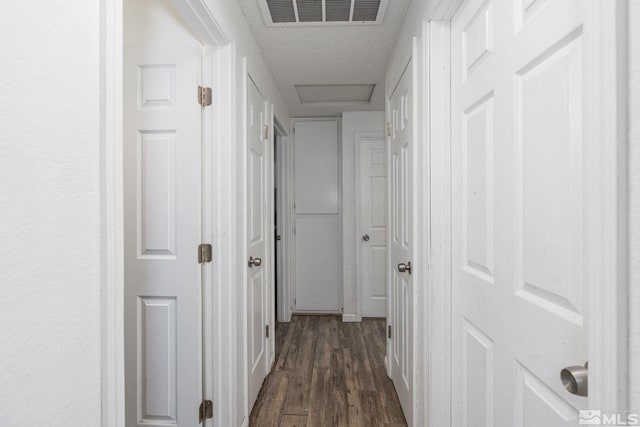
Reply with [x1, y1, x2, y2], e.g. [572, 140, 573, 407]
[295, 84, 376, 104]
[259, 0, 389, 26]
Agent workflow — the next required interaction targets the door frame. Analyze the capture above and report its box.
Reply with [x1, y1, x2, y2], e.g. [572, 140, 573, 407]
[354, 131, 386, 321]
[424, 1, 630, 426]
[273, 119, 292, 323]
[100, 1, 233, 426]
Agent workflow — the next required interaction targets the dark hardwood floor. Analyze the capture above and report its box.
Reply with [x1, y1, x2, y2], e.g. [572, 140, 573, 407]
[249, 315, 407, 427]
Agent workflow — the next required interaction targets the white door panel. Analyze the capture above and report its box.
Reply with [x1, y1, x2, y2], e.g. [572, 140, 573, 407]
[294, 120, 339, 214]
[247, 77, 269, 408]
[294, 216, 341, 311]
[358, 138, 387, 317]
[124, 41, 202, 427]
[451, 0, 588, 425]
[388, 62, 414, 425]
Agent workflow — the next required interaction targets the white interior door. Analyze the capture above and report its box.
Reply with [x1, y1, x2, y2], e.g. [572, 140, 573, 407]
[247, 76, 269, 408]
[388, 62, 414, 424]
[358, 136, 388, 318]
[124, 41, 202, 427]
[451, 0, 590, 425]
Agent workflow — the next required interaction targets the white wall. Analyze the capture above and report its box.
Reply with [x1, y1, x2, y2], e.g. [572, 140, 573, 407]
[629, 0, 640, 411]
[0, 2, 102, 426]
[341, 111, 385, 320]
[124, 0, 199, 43]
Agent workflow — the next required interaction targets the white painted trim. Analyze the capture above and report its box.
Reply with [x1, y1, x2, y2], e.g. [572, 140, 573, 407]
[424, 19, 451, 427]
[267, 100, 276, 370]
[210, 42, 238, 427]
[169, 0, 230, 45]
[273, 119, 292, 323]
[201, 44, 216, 427]
[100, 0, 125, 425]
[342, 313, 359, 322]
[584, 0, 629, 411]
[354, 131, 385, 322]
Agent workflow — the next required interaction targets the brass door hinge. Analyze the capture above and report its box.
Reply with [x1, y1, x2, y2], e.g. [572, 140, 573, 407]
[198, 86, 212, 107]
[198, 244, 212, 264]
[388, 325, 392, 339]
[199, 399, 213, 423]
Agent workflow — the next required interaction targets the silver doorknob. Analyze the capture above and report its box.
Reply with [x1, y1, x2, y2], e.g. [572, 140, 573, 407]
[561, 362, 588, 397]
[362, 234, 370, 241]
[248, 256, 262, 267]
[398, 262, 412, 274]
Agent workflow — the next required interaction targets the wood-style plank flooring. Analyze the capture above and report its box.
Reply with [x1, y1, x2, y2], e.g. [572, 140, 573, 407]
[249, 315, 407, 427]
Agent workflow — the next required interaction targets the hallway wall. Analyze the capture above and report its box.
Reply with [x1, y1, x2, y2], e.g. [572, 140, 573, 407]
[0, 1, 102, 425]
[341, 111, 386, 321]
[630, 0, 640, 411]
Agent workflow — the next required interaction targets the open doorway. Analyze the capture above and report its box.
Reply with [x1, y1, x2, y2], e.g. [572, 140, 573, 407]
[273, 118, 290, 331]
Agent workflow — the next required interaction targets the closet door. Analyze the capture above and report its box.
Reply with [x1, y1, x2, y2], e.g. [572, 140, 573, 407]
[293, 120, 342, 312]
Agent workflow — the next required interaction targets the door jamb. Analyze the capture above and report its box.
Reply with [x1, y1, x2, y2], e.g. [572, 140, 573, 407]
[424, 1, 630, 426]
[354, 131, 386, 322]
[100, 1, 232, 426]
[273, 119, 292, 324]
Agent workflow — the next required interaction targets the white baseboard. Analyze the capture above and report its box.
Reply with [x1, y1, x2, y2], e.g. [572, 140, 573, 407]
[342, 313, 360, 322]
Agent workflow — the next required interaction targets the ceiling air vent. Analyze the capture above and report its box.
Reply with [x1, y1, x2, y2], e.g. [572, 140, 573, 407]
[260, 0, 388, 26]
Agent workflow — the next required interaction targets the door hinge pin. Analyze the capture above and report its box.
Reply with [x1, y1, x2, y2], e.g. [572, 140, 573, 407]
[198, 86, 212, 107]
[388, 325, 392, 339]
[199, 399, 213, 422]
[198, 243, 212, 264]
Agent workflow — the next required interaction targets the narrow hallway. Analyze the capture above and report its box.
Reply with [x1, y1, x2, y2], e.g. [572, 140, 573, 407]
[249, 316, 407, 427]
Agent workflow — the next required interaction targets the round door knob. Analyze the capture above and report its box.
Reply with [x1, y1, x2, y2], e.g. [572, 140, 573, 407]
[560, 362, 588, 397]
[398, 262, 412, 274]
[248, 256, 262, 268]
[362, 234, 370, 241]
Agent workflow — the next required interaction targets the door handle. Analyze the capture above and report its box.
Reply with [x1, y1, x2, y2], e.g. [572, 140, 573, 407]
[362, 234, 370, 242]
[248, 256, 262, 268]
[560, 362, 588, 397]
[397, 262, 412, 274]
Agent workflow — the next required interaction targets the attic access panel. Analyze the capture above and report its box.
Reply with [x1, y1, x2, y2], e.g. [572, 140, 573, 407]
[260, 0, 389, 26]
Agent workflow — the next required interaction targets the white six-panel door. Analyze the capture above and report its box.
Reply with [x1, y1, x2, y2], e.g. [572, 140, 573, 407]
[358, 137, 388, 318]
[246, 76, 269, 408]
[124, 41, 202, 427]
[388, 62, 414, 425]
[451, 0, 589, 425]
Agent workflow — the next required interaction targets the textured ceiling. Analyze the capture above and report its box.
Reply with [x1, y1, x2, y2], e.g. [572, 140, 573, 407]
[238, 0, 412, 117]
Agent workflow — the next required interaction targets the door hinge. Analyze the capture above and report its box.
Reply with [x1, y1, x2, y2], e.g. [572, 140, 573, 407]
[199, 399, 213, 423]
[386, 122, 392, 137]
[198, 243, 212, 264]
[198, 86, 212, 107]
[263, 125, 269, 140]
[388, 325, 392, 339]
[266, 325, 270, 338]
